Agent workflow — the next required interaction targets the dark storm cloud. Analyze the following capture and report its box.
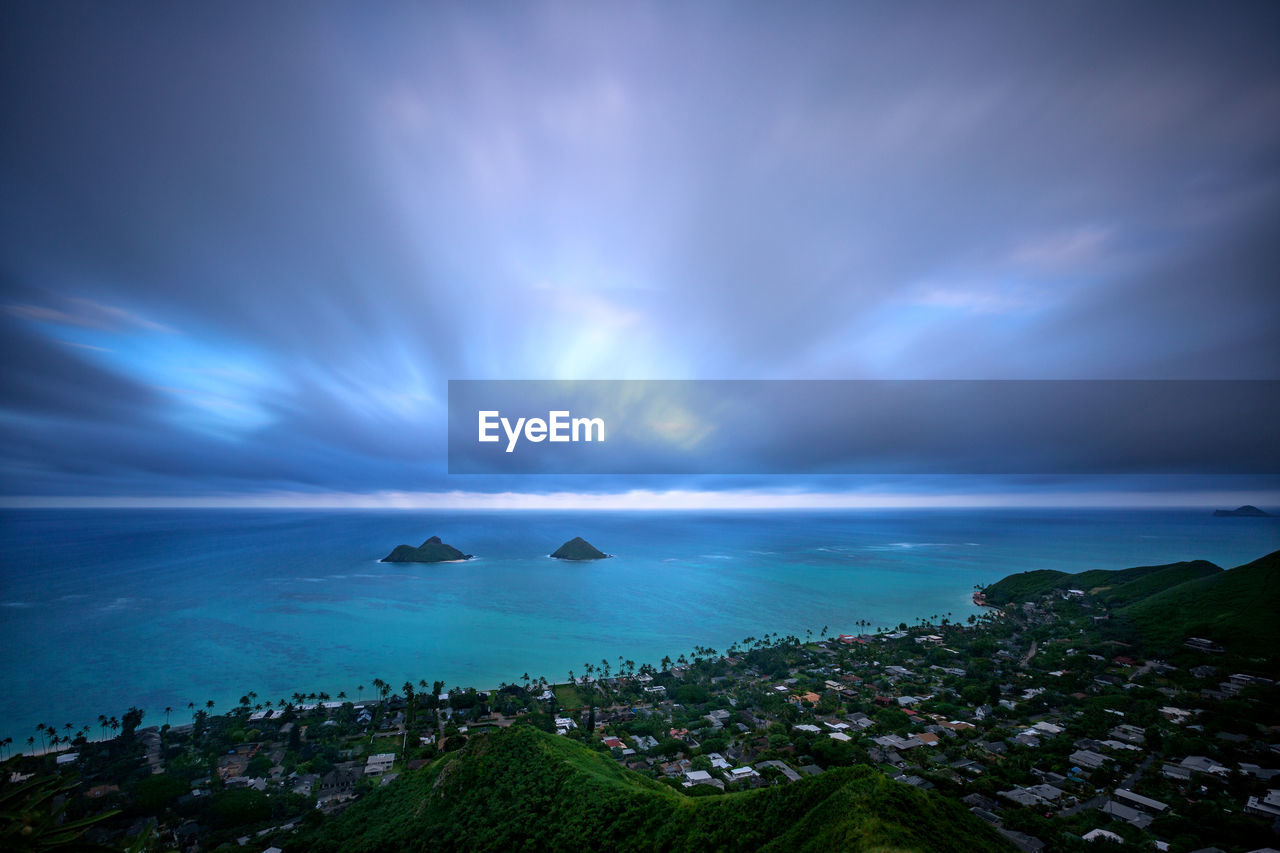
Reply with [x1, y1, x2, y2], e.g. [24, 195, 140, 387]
[1, 2, 1278, 497]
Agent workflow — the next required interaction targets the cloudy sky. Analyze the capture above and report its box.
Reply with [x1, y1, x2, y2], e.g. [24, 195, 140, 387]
[2, 2, 1278, 505]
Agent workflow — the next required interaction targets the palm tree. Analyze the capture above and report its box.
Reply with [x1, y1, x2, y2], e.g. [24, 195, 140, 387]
[164, 707, 173, 726]
[108, 717, 120, 737]
[35, 724, 46, 753]
[337, 691, 347, 701]
[205, 700, 214, 712]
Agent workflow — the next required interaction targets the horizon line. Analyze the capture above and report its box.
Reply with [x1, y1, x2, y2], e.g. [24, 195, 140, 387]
[1, 488, 1276, 511]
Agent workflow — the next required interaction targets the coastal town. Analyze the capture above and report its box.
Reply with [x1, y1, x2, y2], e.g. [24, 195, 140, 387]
[3, 558, 1279, 852]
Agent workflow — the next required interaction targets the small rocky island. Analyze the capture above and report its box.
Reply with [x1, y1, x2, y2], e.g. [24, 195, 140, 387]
[381, 535, 473, 563]
[550, 536, 610, 560]
[1213, 505, 1273, 517]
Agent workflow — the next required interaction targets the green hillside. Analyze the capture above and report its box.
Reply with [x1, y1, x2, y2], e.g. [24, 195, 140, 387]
[1124, 549, 1280, 657]
[981, 569, 1071, 604]
[983, 559, 1220, 606]
[299, 725, 1010, 853]
[1094, 560, 1221, 607]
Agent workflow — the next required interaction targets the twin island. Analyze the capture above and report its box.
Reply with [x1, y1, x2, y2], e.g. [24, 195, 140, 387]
[380, 534, 610, 563]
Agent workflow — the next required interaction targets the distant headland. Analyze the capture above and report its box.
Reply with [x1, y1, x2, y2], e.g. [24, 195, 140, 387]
[550, 537, 610, 560]
[381, 535, 473, 563]
[1213, 505, 1273, 517]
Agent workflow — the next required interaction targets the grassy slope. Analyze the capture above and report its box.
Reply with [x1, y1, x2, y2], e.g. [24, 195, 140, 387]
[1123, 549, 1280, 656]
[983, 560, 1221, 606]
[1094, 560, 1221, 607]
[301, 725, 1011, 853]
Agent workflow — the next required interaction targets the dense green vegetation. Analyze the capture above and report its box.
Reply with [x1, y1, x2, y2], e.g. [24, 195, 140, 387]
[298, 725, 1009, 852]
[1093, 560, 1221, 607]
[550, 536, 609, 560]
[1125, 549, 1280, 656]
[984, 549, 1280, 661]
[381, 535, 472, 563]
[983, 560, 1221, 606]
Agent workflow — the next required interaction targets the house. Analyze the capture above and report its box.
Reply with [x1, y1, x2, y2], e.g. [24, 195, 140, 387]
[1101, 799, 1152, 829]
[684, 770, 713, 785]
[1069, 750, 1110, 770]
[846, 713, 875, 730]
[1239, 763, 1280, 781]
[828, 732, 851, 742]
[939, 719, 976, 732]
[951, 759, 985, 776]
[1082, 829, 1124, 843]
[317, 767, 360, 805]
[1244, 789, 1280, 819]
[1025, 783, 1064, 803]
[364, 753, 395, 775]
[751, 760, 798, 783]
[729, 766, 760, 781]
[999, 788, 1042, 807]
[1110, 724, 1145, 744]
[1179, 755, 1229, 776]
[1114, 788, 1168, 814]
[633, 735, 658, 752]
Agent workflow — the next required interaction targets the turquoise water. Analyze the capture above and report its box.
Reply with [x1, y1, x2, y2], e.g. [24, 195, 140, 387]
[1, 508, 1276, 747]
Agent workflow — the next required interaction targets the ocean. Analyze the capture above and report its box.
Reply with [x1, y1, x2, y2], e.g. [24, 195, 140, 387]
[1, 508, 1276, 748]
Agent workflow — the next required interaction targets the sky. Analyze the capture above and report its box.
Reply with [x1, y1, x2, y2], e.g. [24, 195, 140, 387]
[2, 2, 1278, 507]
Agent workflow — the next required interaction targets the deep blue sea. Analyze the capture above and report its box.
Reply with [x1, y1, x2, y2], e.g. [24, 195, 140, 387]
[1, 508, 1276, 748]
